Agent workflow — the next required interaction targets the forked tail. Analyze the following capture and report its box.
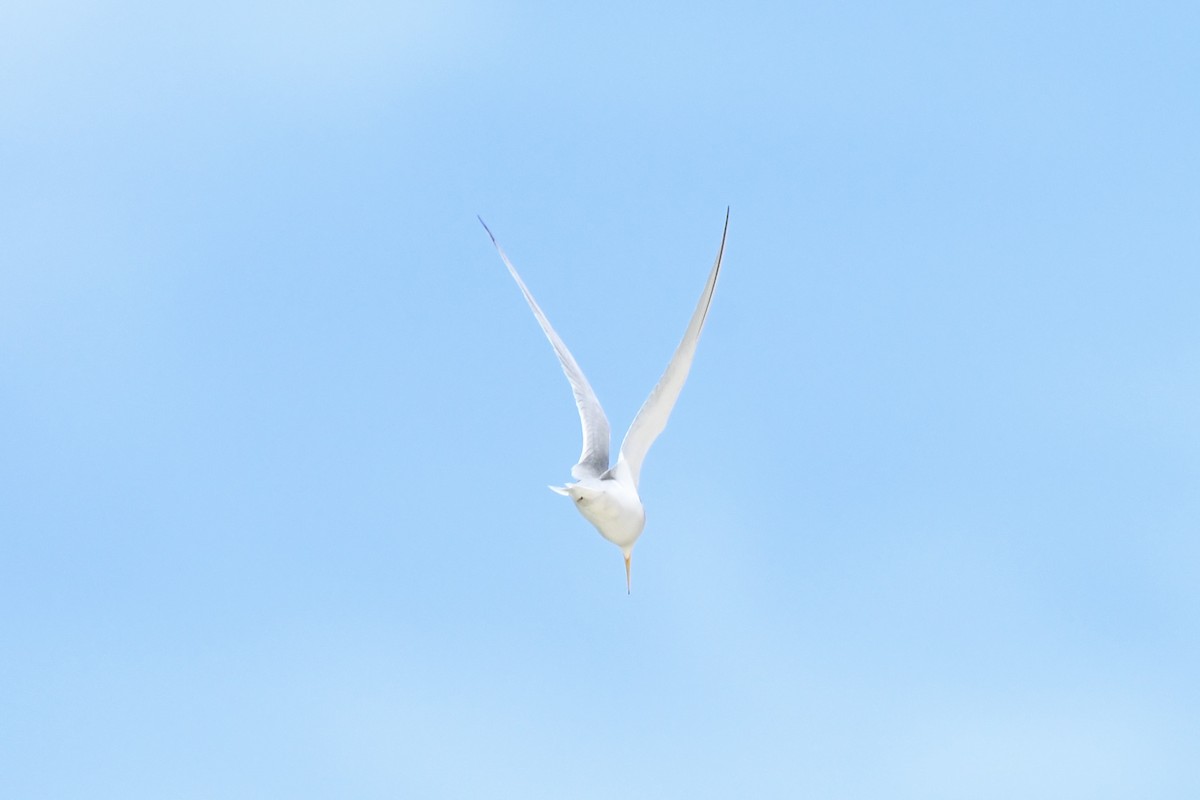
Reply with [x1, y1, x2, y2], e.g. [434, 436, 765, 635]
[547, 482, 602, 500]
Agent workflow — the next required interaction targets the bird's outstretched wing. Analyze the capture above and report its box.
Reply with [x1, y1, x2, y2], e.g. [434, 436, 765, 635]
[480, 218, 611, 479]
[616, 209, 728, 488]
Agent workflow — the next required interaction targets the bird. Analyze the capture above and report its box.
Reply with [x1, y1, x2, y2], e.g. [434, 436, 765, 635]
[479, 209, 729, 593]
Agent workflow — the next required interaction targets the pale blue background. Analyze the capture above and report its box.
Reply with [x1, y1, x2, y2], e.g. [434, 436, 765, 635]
[3, 1, 1198, 797]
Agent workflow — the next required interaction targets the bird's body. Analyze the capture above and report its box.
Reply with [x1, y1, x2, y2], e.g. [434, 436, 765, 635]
[551, 472, 645, 550]
[481, 210, 729, 592]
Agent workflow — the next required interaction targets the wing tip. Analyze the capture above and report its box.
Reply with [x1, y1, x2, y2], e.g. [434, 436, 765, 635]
[696, 207, 730, 326]
[477, 215, 498, 246]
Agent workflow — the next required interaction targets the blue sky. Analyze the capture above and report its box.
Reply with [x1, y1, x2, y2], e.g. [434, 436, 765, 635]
[3, 1, 1198, 797]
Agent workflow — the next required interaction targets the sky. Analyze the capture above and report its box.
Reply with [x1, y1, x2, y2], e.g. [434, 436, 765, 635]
[2, 1, 1198, 797]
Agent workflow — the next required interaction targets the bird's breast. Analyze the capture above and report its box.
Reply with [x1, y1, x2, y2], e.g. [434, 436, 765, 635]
[572, 480, 645, 548]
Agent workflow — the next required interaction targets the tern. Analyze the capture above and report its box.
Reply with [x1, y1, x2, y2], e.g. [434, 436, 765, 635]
[480, 210, 729, 593]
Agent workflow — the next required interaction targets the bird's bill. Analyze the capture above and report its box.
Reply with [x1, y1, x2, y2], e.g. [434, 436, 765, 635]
[624, 553, 632, 594]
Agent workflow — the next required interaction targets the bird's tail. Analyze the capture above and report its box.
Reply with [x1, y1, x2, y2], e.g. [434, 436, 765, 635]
[547, 481, 603, 500]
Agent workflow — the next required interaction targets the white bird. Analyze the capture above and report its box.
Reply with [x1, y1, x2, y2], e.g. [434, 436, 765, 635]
[480, 210, 728, 593]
